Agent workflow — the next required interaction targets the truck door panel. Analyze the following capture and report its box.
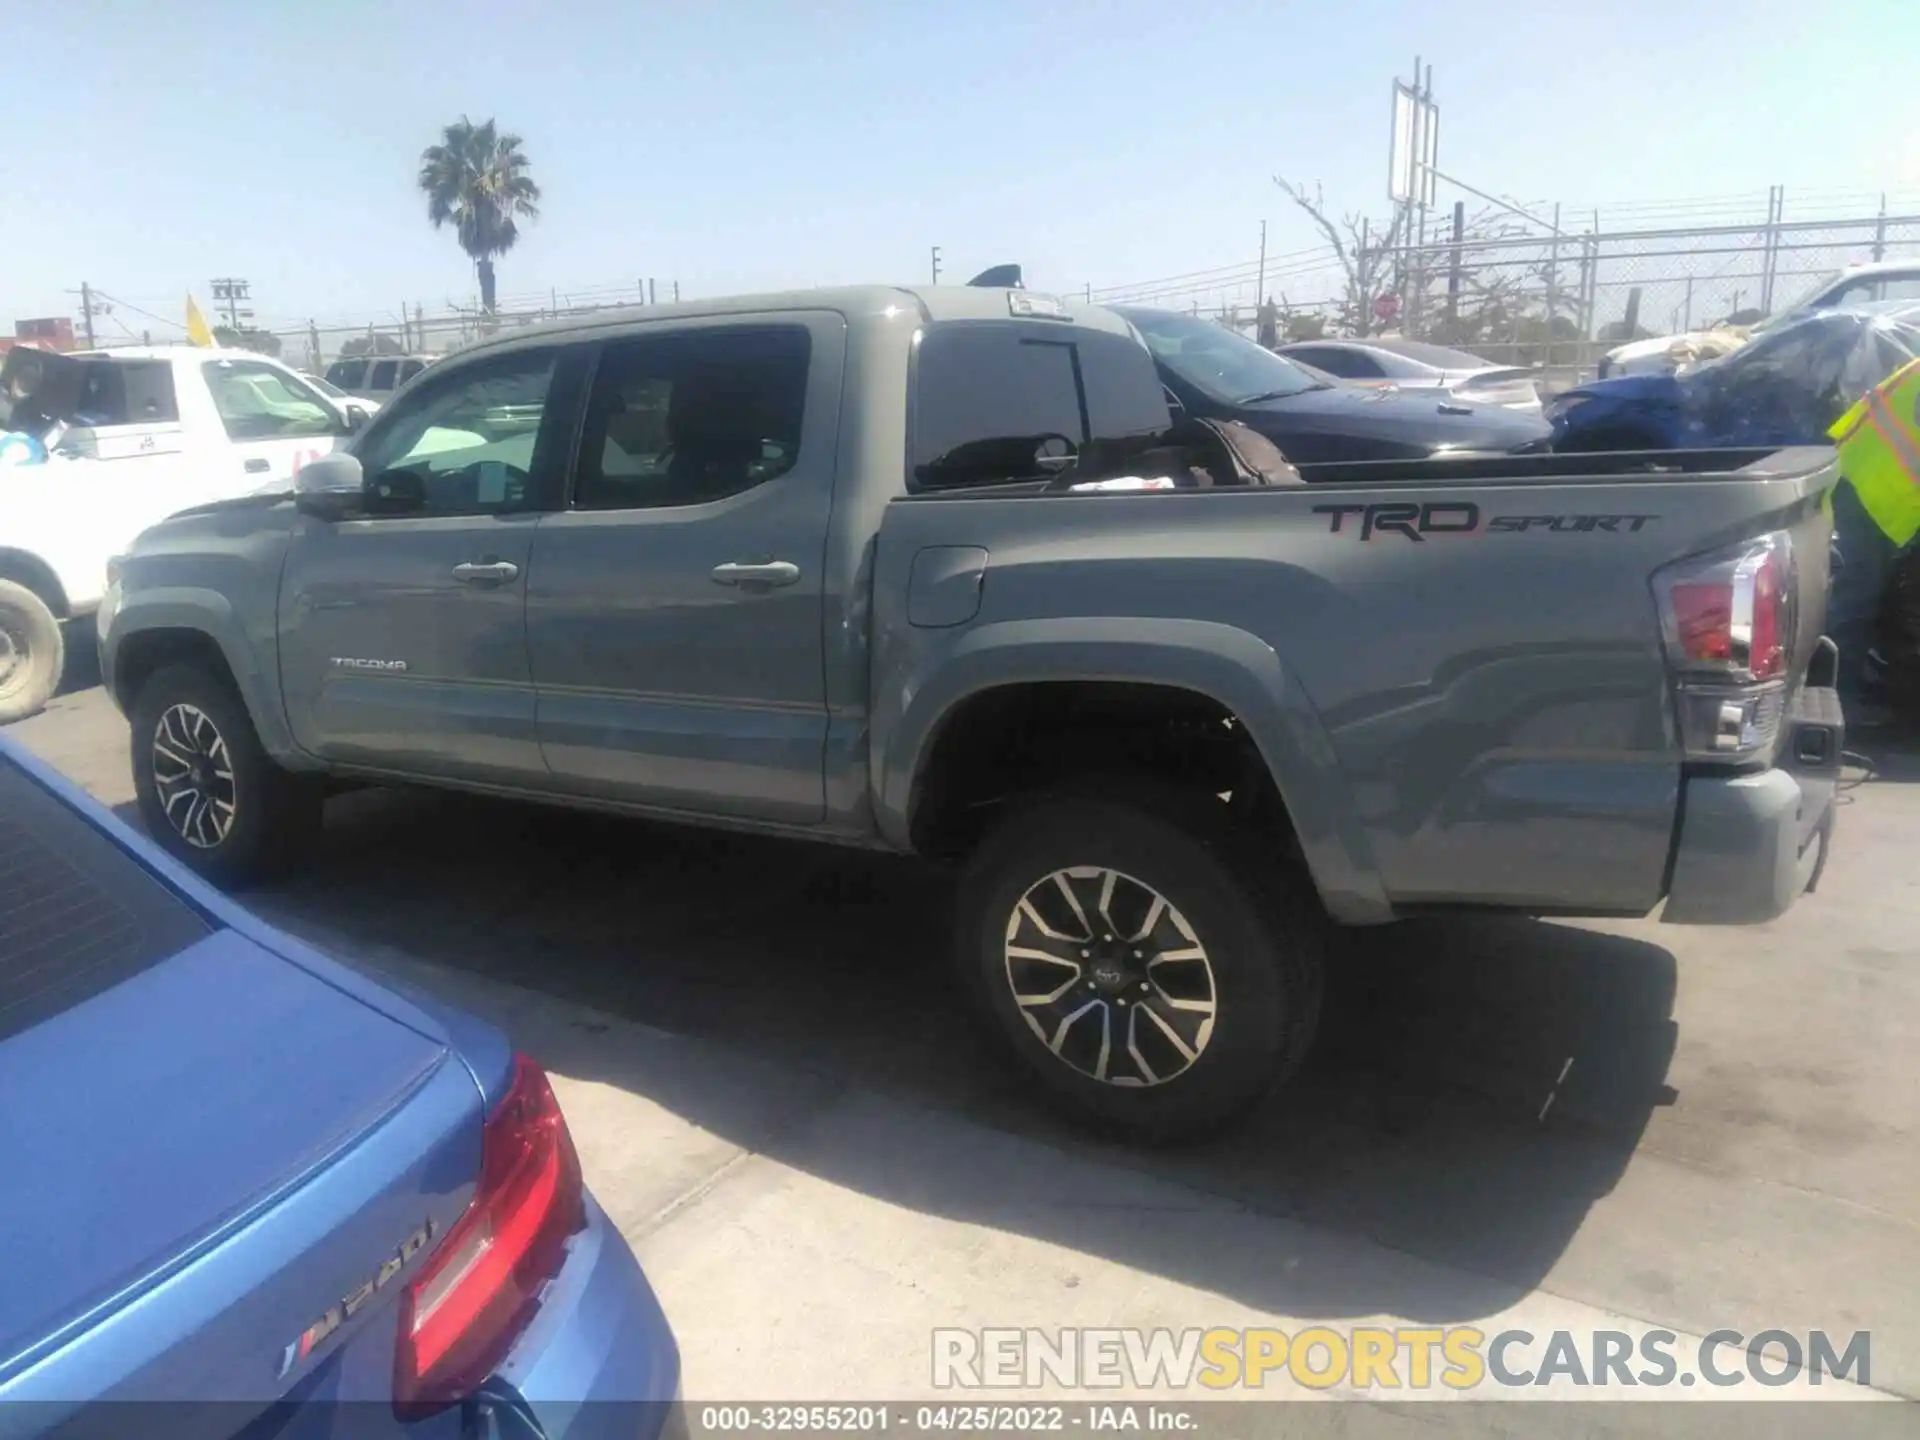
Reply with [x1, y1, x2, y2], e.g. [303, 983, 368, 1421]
[525, 315, 845, 824]
[277, 347, 571, 784]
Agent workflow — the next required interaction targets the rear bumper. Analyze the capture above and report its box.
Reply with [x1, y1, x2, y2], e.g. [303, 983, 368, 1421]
[486, 1192, 682, 1440]
[1661, 684, 1843, 925]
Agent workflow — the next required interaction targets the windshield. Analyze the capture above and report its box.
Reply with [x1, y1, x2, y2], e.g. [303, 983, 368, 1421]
[1119, 308, 1326, 403]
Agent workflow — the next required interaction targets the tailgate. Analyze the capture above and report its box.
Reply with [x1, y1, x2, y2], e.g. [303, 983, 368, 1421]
[0, 757, 482, 1405]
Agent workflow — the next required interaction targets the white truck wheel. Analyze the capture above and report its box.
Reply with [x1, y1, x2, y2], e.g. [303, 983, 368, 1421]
[0, 578, 65, 725]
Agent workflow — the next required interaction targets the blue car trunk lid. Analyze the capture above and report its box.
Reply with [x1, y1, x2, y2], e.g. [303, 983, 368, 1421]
[0, 759, 474, 1395]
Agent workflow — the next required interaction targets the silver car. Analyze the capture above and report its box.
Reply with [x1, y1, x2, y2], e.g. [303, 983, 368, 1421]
[1276, 338, 1544, 413]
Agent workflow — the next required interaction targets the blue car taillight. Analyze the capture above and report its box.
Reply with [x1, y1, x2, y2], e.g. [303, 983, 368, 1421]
[393, 1055, 586, 1417]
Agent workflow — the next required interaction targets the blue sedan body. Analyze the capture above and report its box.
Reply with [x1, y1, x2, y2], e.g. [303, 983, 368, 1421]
[0, 737, 679, 1439]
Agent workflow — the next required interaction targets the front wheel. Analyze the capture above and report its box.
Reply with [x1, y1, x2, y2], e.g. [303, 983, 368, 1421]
[954, 791, 1325, 1143]
[130, 663, 321, 886]
[0, 578, 64, 725]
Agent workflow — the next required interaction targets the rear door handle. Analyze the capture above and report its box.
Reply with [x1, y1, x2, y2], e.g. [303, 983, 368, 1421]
[244, 458, 271, 473]
[452, 560, 520, 585]
[710, 560, 800, 588]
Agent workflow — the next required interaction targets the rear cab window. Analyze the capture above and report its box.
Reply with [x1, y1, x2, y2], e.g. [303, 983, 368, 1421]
[72, 359, 181, 426]
[910, 321, 1169, 490]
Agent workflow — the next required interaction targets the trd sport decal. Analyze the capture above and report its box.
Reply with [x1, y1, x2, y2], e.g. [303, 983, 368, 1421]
[1312, 502, 1658, 541]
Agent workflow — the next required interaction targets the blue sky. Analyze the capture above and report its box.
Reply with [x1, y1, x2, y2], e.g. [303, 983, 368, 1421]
[6, 0, 1918, 337]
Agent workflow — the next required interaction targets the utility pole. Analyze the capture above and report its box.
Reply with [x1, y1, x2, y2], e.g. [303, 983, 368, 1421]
[1445, 201, 1465, 324]
[1256, 219, 1267, 307]
[77, 282, 98, 349]
[673, 280, 681, 303]
[931, 246, 942, 285]
[210, 278, 252, 331]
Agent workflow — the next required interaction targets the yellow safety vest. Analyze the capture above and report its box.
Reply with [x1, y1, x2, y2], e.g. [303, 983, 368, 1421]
[1827, 357, 1920, 547]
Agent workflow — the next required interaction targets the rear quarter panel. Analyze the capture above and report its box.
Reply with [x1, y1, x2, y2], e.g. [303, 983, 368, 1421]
[871, 451, 1835, 920]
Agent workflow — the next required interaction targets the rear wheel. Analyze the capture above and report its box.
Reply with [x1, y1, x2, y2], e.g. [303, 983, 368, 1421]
[130, 663, 321, 886]
[0, 578, 64, 725]
[954, 790, 1324, 1143]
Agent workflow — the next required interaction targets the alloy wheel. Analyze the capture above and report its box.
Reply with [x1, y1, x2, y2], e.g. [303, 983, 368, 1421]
[151, 703, 238, 849]
[1002, 866, 1218, 1087]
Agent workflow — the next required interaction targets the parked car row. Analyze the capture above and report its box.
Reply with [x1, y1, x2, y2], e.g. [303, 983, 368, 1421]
[325, 353, 441, 407]
[1598, 259, 1920, 378]
[1276, 336, 1546, 413]
[1123, 309, 1552, 460]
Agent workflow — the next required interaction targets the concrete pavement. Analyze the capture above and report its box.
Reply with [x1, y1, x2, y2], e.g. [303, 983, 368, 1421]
[10, 680, 1918, 1416]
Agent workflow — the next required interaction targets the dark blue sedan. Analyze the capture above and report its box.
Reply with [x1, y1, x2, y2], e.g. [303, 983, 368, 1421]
[0, 736, 680, 1437]
[1546, 306, 1920, 454]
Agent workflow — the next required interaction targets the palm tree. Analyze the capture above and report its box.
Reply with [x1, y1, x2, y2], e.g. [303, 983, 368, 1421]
[417, 117, 542, 315]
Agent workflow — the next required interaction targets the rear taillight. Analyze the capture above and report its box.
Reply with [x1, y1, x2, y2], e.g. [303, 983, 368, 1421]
[394, 1055, 585, 1416]
[1654, 531, 1797, 762]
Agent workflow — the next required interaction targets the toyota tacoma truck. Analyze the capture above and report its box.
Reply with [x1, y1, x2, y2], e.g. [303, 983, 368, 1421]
[98, 285, 1845, 1140]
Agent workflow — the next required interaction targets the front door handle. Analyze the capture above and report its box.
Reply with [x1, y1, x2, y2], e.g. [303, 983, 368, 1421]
[710, 560, 801, 588]
[452, 559, 520, 585]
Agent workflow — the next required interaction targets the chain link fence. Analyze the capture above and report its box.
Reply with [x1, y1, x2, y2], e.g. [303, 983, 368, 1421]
[1372, 212, 1920, 386]
[251, 280, 686, 375]
[1085, 207, 1920, 393]
[71, 204, 1920, 391]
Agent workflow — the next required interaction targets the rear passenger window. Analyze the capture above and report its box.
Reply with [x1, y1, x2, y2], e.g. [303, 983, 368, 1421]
[911, 322, 1168, 490]
[399, 360, 426, 383]
[573, 326, 810, 511]
[1295, 347, 1379, 379]
[369, 360, 399, 391]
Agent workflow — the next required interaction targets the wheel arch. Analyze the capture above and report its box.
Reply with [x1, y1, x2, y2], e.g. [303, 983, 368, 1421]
[106, 593, 308, 766]
[875, 616, 1393, 924]
[0, 548, 71, 621]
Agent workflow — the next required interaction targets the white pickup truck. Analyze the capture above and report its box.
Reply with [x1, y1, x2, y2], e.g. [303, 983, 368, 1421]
[0, 345, 370, 722]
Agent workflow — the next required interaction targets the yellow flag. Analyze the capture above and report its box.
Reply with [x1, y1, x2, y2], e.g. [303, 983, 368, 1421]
[185, 294, 215, 347]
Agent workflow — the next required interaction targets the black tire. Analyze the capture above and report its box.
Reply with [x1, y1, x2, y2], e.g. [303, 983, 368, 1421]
[954, 787, 1325, 1144]
[130, 663, 322, 886]
[0, 578, 64, 725]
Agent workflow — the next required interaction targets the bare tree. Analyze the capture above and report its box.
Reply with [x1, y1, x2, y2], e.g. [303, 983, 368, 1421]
[1273, 177, 1408, 337]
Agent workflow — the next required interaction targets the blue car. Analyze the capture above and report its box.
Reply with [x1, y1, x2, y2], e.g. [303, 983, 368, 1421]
[1545, 305, 1920, 454]
[0, 736, 679, 1437]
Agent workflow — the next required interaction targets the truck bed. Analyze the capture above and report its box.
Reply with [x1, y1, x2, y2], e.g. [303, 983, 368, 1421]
[872, 445, 1838, 924]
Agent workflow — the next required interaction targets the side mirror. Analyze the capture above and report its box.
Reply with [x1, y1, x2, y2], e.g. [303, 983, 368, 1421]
[294, 452, 365, 521]
[343, 403, 372, 434]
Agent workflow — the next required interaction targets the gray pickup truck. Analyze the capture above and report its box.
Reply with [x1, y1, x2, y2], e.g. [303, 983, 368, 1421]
[99, 285, 1845, 1139]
